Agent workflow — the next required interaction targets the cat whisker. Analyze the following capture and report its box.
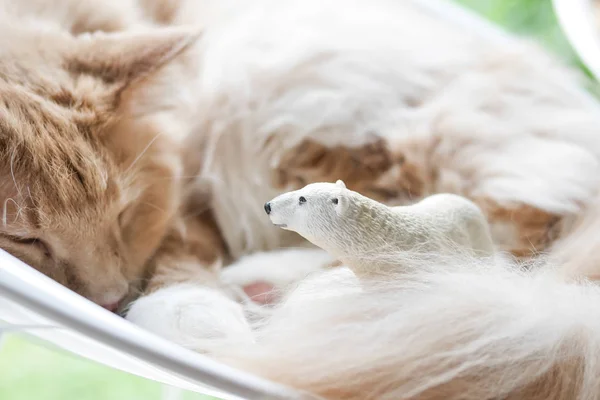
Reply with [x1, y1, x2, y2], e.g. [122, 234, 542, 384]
[2, 198, 20, 227]
[10, 148, 23, 198]
[26, 186, 34, 203]
[140, 201, 169, 215]
[124, 133, 162, 174]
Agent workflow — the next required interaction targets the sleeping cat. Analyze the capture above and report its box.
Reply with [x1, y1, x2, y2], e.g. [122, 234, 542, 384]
[4, 0, 599, 307]
[0, 1, 223, 310]
[5, 0, 600, 398]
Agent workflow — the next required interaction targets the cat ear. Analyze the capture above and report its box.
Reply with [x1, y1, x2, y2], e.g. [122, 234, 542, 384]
[335, 180, 347, 189]
[68, 27, 201, 98]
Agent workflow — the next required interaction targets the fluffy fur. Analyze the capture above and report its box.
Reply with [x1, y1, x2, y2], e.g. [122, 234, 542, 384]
[126, 0, 600, 398]
[7, 0, 600, 399]
[181, 0, 600, 259]
[130, 211, 600, 400]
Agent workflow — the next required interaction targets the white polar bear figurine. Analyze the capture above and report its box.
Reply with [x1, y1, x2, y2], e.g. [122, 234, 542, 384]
[265, 180, 495, 278]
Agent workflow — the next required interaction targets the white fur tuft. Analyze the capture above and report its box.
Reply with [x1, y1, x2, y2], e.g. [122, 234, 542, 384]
[126, 284, 254, 352]
[127, 244, 600, 399]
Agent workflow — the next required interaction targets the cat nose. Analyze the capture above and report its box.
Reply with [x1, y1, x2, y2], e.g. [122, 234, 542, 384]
[264, 202, 272, 215]
[102, 301, 121, 313]
[97, 284, 128, 313]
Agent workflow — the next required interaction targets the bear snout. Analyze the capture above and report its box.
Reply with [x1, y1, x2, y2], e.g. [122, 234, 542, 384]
[264, 202, 272, 215]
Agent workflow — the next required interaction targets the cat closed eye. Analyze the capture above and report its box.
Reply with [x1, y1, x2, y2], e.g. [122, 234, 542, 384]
[10, 236, 51, 257]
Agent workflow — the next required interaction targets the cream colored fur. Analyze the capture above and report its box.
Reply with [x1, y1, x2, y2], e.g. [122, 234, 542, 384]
[126, 0, 600, 398]
[178, 0, 600, 257]
[130, 208, 600, 400]
[220, 248, 335, 291]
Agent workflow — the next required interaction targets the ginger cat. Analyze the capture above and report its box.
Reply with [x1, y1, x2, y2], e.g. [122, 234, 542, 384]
[0, 1, 221, 310]
[7, 1, 600, 398]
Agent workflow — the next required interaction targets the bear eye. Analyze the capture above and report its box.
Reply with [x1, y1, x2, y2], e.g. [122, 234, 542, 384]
[299, 196, 307, 204]
[332, 198, 339, 205]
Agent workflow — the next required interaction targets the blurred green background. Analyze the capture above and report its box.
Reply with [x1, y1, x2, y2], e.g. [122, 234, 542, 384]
[0, 1, 593, 399]
[0, 335, 214, 400]
[459, 0, 577, 60]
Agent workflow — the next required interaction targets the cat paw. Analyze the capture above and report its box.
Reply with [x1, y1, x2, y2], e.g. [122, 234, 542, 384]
[126, 283, 254, 352]
[220, 248, 336, 304]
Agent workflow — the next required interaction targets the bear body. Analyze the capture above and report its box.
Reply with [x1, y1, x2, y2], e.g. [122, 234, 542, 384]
[265, 180, 494, 277]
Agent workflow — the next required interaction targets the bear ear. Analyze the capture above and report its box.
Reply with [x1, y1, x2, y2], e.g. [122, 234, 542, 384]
[334, 193, 350, 217]
[335, 179, 347, 189]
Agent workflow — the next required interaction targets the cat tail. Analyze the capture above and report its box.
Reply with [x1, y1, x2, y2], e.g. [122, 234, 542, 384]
[213, 206, 600, 400]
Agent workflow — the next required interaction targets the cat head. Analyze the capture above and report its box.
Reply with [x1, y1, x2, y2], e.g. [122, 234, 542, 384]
[0, 24, 201, 309]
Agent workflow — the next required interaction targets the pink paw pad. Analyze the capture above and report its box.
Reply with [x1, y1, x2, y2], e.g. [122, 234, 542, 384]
[242, 281, 278, 305]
